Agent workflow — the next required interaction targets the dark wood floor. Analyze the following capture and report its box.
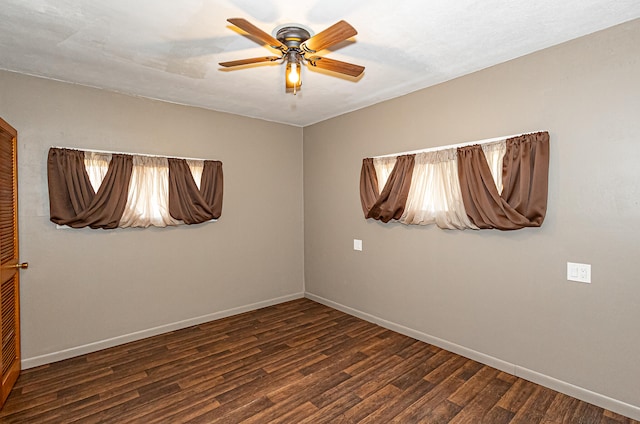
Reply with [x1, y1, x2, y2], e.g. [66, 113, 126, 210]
[1, 298, 637, 423]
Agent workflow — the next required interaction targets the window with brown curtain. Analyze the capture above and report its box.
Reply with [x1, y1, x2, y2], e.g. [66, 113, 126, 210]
[360, 132, 549, 230]
[47, 148, 223, 229]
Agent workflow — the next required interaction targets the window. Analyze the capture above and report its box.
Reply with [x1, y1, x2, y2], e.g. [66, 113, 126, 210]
[47, 148, 223, 229]
[361, 132, 549, 230]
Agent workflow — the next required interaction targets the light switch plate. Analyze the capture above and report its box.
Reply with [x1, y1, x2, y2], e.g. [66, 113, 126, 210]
[353, 239, 362, 251]
[567, 262, 591, 283]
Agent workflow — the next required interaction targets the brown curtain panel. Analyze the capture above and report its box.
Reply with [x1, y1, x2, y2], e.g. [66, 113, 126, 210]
[359, 158, 380, 216]
[360, 154, 415, 223]
[168, 159, 224, 224]
[199, 160, 224, 219]
[457, 131, 550, 230]
[47, 148, 133, 229]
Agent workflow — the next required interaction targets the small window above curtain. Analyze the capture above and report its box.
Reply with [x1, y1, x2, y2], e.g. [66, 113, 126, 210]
[47, 148, 223, 229]
[360, 132, 549, 231]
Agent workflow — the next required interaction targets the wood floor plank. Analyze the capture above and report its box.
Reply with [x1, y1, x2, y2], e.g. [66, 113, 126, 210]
[510, 385, 559, 424]
[422, 399, 464, 423]
[422, 350, 470, 385]
[1, 298, 637, 424]
[343, 337, 423, 378]
[191, 395, 275, 424]
[358, 378, 435, 423]
[447, 375, 513, 423]
[350, 340, 443, 401]
[482, 405, 517, 424]
[340, 383, 403, 422]
[497, 376, 540, 414]
[602, 409, 639, 424]
[447, 365, 500, 407]
[298, 392, 362, 424]
[539, 392, 581, 423]
[247, 401, 318, 424]
[390, 358, 476, 423]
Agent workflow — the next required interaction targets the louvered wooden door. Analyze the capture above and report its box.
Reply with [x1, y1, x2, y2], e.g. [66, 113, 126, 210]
[0, 117, 22, 408]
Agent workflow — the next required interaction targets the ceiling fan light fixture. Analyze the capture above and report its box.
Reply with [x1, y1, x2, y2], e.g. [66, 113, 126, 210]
[285, 58, 302, 94]
[287, 62, 300, 84]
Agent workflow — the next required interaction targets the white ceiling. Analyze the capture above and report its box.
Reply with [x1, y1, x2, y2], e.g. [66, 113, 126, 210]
[1, 1, 639, 127]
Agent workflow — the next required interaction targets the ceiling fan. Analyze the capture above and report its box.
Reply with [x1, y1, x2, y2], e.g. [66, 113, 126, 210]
[219, 18, 365, 94]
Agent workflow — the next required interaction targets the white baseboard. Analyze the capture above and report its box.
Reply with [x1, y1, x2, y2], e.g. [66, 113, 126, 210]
[22, 292, 304, 370]
[304, 292, 640, 421]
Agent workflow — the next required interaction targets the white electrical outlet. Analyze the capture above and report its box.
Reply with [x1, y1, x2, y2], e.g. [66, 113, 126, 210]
[353, 239, 362, 251]
[567, 262, 591, 283]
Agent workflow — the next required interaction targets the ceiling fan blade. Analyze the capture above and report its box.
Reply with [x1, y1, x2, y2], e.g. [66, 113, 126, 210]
[227, 18, 286, 50]
[307, 56, 364, 77]
[219, 56, 281, 67]
[301, 20, 357, 53]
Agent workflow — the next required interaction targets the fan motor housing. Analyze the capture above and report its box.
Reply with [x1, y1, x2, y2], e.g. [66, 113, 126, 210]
[275, 26, 311, 49]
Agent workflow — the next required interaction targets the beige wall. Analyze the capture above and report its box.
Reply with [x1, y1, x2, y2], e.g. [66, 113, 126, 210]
[0, 71, 304, 364]
[304, 20, 640, 410]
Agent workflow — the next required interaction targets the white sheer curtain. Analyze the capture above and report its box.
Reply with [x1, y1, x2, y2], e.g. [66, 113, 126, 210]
[481, 141, 506, 194]
[84, 152, 111, 193]
[400, 148, 477, 229]
[392, 140, 507, 229]
[372, 156, 397, 193]
[186, 159, 204, 190]
[118, 155, 181, 228]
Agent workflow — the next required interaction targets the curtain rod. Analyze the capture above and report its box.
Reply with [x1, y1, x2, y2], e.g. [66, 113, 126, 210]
[372, 131, 545, 159]
[51, 146, 209, 162]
